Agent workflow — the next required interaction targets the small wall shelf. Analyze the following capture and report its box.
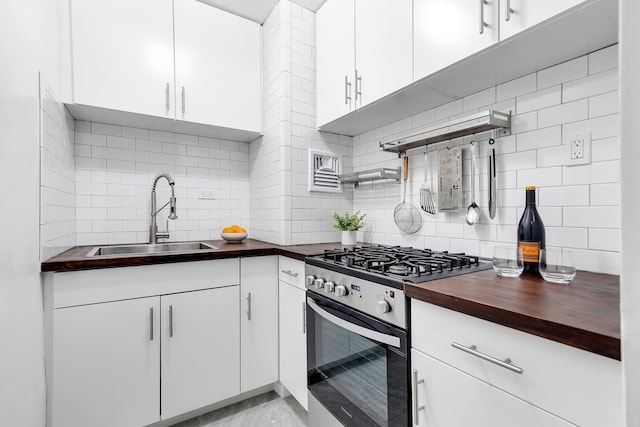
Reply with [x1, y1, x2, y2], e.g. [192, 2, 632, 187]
[339, 167, 401, 188]
[379, 110, 511, 154]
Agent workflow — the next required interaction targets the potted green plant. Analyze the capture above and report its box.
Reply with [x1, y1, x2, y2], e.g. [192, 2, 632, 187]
[332, 211, 366, 245]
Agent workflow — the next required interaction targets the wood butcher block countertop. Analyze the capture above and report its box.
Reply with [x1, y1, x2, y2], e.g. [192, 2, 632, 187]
[405, 269, 620, 360]
[42, 240, 620, 360]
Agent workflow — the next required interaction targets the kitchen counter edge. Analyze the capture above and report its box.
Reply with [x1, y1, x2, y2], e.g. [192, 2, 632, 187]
[405, 269, 620, 360]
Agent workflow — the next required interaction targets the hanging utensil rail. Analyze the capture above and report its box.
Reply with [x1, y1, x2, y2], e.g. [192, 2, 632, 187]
[379, 109, 510, 155]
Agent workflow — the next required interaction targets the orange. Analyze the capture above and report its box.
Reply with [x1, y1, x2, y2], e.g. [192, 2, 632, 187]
[222, 226, 233, 233]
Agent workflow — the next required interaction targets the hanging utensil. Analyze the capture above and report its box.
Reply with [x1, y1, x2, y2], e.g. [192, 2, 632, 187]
[488, 145, 497, 219]
[465, 141, 480, 226]
[394, 156, 422, 234]
[420, 151, 436, 215]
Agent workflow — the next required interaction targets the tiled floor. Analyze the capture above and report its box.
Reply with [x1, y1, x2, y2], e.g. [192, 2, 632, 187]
[171, 392, 308, 427]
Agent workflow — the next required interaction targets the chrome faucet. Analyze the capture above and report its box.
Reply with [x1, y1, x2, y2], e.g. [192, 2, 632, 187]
[150, 172, 177, 244]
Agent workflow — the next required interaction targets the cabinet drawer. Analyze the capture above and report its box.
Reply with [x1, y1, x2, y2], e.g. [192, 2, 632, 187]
[411, 299, 622, 427]
[278, 256, 305, 290]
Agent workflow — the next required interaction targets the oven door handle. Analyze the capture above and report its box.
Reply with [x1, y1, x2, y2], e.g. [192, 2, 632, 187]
[307, 297, 401, 348]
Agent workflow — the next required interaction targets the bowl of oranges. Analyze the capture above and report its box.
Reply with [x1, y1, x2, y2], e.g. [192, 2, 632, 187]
[221, 225, 248, 243]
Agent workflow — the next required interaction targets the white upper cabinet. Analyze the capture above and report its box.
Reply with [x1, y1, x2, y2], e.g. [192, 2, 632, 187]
[317, 0, 412, 126]
[174, 0, 261, 132]
[71, 0, 175, 119]
[414, 0, 499, 81]
[355, 0, 413, 108]
[499, 0, 586, 40]
[70, 0, 261, 138]
[317, 0, 355, 126]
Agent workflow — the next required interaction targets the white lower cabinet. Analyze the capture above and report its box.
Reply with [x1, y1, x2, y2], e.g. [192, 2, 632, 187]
[240, 256, 279, 392]
[411, 299, 623, 427]
[52, 296, 161, 427]
[278, 256, 308, 410]
[161, 287, 240, 419]
[46, 259, 242, 427]
[411, 348, 572, 427]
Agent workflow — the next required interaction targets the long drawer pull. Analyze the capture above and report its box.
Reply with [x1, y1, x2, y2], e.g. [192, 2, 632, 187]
[149, 307, 154, 341]
[302, 302, 307, 334]
[281, 269, 299, 278]
[412, 369, 425, 425]
[451, 342, 523, 374]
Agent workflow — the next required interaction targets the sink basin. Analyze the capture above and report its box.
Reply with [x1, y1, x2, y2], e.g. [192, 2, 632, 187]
[87, 242, 219, 257]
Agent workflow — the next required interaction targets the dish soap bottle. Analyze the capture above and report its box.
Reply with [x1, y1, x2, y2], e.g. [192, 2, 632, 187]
[517, 186, 545, 274]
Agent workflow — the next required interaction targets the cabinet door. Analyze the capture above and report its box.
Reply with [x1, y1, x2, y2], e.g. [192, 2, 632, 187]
[240, 256, 279, 392]
[279, 281, 308, 410]
[52, 297, 160, 427]
[355, 0, 413, 107]
[174, 0, 261, 132]
[71, 0, 174, 118]
[499, 0, 585, 40]
[317, 0, 355, 126]
[161, 286, 240, 420]
[411, 349, 573, 427]
[414, 0, 499, 81]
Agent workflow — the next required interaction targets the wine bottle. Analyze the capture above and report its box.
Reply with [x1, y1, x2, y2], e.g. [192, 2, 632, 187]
[517, 186, 545, 274]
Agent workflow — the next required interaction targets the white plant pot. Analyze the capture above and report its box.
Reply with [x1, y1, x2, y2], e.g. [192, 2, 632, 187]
[341, 230, 357, 246]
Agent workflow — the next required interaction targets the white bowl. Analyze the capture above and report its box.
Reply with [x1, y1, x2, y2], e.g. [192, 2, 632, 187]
[221, 232, 248, 243]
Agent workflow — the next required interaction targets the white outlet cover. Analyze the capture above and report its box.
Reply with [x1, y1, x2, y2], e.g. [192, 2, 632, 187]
[198, 189, 215, 199]
[566, 130, 591, 166]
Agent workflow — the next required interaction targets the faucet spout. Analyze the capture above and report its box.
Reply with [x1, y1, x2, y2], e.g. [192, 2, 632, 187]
[150, 173, 178, 244]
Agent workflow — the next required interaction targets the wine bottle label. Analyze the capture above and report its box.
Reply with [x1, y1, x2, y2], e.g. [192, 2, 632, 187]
[519, 241, 540, 263]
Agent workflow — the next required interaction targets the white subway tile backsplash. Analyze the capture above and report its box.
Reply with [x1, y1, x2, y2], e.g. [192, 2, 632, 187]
[76, 132, 106, 146]
[589, 91, 618, 118]
[537, 56, 588, 89]
[563, 206, 620, 228]
[463, 88, 496, 112]
[516, 126, 561, 152]
[546, 227, 588, 249]
[516, 85, 561, 114]
[589, 44, 619, 75]
[91, 122, 122, 136]
[517, 167, 562, 188]
[497, 74, 537, 101]
[538, 99, 588, 128]
[590, 183, 621, 206]
[122, 126, 149, 140]
[563, 160, 620, 185]
[589, 228, 620, 251]
[562, 68, 618, 103]
[538, 185, 589, 207]
[107, 136, 135, 150]
[510, 111, 538, 133]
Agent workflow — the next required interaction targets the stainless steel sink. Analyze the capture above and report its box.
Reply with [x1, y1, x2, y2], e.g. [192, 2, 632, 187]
[86, 242, 219, 257]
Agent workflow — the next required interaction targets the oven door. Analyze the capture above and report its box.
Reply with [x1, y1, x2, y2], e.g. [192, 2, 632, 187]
[307, 292, 409, 427]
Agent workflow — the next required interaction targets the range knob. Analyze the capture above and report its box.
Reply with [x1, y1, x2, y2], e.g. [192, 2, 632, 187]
[324, 281, 335, 293]
[335, 285, 348, 297]
[313, 278, 325, 290]
[305, 275, 316, 286]
[376, 300, 391, 314]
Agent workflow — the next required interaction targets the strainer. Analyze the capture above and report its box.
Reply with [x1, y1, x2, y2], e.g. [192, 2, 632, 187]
[394, 156, 422, 234]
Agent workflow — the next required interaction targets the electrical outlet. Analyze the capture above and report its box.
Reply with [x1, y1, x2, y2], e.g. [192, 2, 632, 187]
[566, 130, 591, 166]
[198, 189, 215, 199]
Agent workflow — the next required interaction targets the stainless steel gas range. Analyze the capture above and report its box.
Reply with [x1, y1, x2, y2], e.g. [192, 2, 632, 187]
[304, 245, 492, 427]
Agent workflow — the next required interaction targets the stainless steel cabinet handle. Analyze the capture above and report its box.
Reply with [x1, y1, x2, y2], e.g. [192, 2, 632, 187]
[247, 292, 252, 321]
[479, 0, 489, 34]
[412, 369, 425, 425]
[505, 0, 513, 21]
[355, 69, 362, 102]
[302, 302, 307, 334]
[451, 342, 523, 374]
[181, 86, 185, 114]
[169, 305, 173, 337]
[149, 307, 154, 341]
[281, 269, 299, 278]
[345, 76, 352, 105]
[165, 83, 170, 111]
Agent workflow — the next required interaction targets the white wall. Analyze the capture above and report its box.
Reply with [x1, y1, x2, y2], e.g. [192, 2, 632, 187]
[40, 88, 76, 260]
[620, 0, 639, 424]
[352, 45, 620, 275]
[251, 0, 352, 245]
[0, 0, 70, 424]
[73, 121, 250, 245]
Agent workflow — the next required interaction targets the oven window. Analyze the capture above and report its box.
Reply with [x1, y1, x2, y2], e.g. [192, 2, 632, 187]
[307, 296, 408, 427]
[318, 318, 389, 424]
